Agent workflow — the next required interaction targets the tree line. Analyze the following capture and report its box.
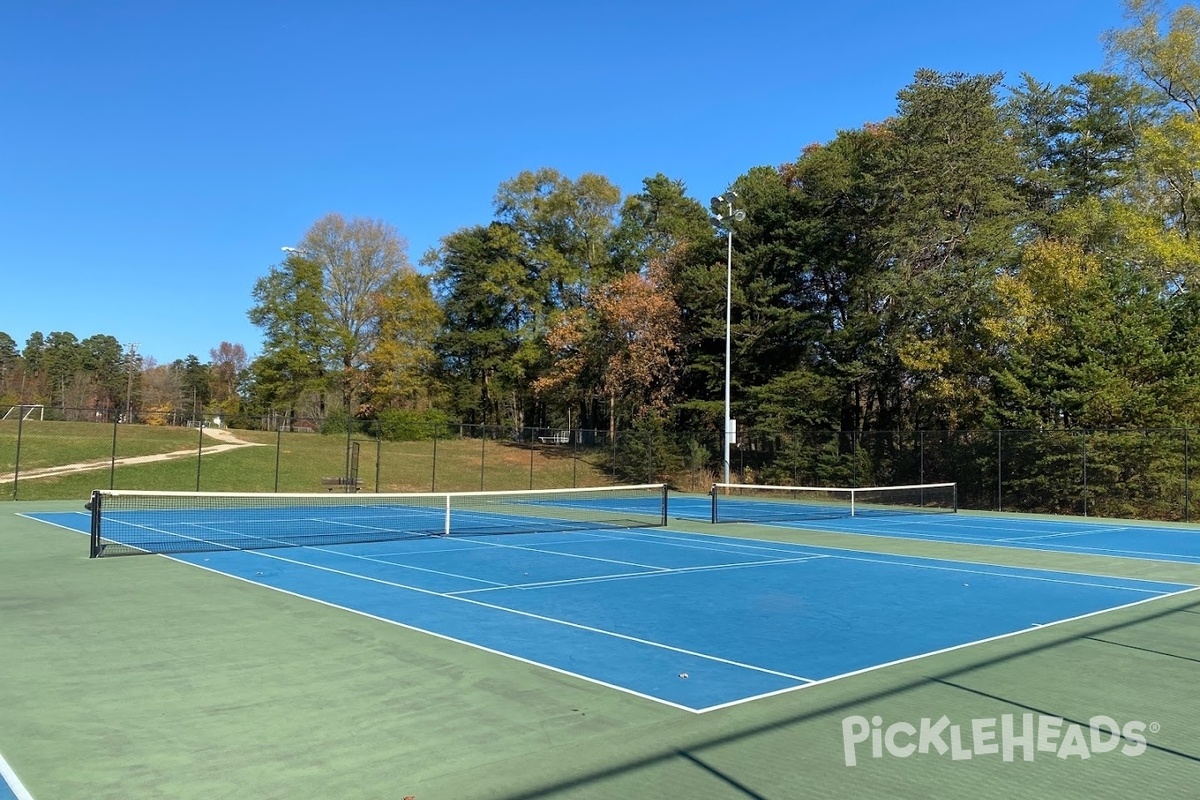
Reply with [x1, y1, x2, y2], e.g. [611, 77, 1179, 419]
[0, 331, 247, 423]
[7, 1, 1200, 453]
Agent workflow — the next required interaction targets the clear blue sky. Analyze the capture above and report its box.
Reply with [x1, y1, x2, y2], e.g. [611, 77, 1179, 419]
[1, 0, 1142, 365]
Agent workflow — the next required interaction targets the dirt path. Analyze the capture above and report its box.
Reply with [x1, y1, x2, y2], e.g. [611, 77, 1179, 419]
[2, 426, 266, 483]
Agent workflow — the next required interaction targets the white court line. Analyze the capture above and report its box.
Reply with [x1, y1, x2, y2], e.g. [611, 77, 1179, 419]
[354, 541, 489, 557]
[166, 556, 709, 714]
[15, 511, 89, 535]
[239, 540, 512, 587]
[32, 511, 1193, 714]
[996, 526, 1130, 542]
[865, 515, 1065, 533]
[0, 752, 35, 800]
[620, 529, 1190, 594]
[194, 546, 816, 686]
[826, 524, 1200, 564]
[696, 585, 1200, 713]
[441, 534, 673, 572]
[545, 526, 799, 560]
[696, 515, 1200, 566]
[450, 556, 831, 594]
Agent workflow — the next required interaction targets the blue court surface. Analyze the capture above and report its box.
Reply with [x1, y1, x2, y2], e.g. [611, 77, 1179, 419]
[25, 509, 1196, 713]
[670, 495, 1200, 565]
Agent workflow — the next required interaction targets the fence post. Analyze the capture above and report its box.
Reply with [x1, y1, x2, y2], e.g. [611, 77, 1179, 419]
[651, 429, 657, 484]
[431, 430, 438, 492]
[1081, 430, 1088, 517]
[11, 409, 23, 500]
[274, 418, 281, 493]
[375, 425, 382, 493]
[920, 430, 925, 486]
[529, 427, 535, 490]
[793, 428, 800, 485]
[1185, 428, 1191, 524]
[997, 429, 1003, 512]
[344, 407, 353, 483]
[480, 426, 486, 491]
[109, 413, 119, 490]
[611, 431, 617, 482]
[195, 409, 205, 491]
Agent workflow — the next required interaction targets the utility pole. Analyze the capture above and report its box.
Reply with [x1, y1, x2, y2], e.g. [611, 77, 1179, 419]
[124, 343, 138, 423]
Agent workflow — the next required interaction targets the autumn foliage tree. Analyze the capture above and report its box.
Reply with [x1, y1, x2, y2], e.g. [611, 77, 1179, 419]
[535, 253, 682, 438]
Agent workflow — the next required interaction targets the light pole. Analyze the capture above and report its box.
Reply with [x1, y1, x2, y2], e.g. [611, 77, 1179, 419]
[711, 192, 744, 485]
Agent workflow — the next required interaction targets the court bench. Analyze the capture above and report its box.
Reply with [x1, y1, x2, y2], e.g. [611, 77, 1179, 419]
[537, 431, 570, 444]
[321, 476, 363, 492]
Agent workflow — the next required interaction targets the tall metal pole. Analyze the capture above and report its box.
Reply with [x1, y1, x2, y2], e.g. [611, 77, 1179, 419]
[712, 191, 743, 486]
[723, 216, 733, 485]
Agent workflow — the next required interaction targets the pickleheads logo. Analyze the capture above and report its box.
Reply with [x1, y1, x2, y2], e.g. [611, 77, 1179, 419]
[841, 714, 1153, 766]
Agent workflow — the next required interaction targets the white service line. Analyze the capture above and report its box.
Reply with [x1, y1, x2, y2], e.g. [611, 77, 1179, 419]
[621, 529, 1191, 593]
[450, 555, 831, 594]
[201, 546, 816, 685]
[995, 526, 1130, 542]
[283, 544, 512, 586]
[447, 534, 673, 571]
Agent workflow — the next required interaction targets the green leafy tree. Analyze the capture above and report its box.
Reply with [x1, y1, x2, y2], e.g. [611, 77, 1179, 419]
[494, 168, 622, 311]
[1106, 0, 1200, 115]
[208, 341, 248, 415]
[42, 331, 82, 409]
[605, 175, 717, 434]
[79, 334, 125, 409]
[297, 213, 415, 410]
[0, 331, 20, 400]
[428, 222, 531, 426]
[247, 250, 331, 420]
[1006, 71, 1146, 222]
[172, 355, 212, 415]
[772, 128, 892, 434]
[369, 268, 444, 411]
[21, 332, 45, 401]
[870, 70, 1025, 429]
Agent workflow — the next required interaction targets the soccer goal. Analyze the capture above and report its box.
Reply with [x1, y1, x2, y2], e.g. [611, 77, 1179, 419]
[1, 404, 45, 421]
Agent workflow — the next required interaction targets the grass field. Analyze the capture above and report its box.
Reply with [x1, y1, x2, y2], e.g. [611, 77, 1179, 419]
[1, 421, 622, 500]
[2, 500, 1199, 799]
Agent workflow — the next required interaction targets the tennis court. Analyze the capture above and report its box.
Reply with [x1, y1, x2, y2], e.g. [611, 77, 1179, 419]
[21, 486, 1196, 712]
[7, 486, 1200, 799]
[668, 485, 1200, 565]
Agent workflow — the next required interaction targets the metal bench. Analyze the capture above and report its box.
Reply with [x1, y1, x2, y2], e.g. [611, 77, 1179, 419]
[321, 476, 362, 492]
[537, 431, 570, 444]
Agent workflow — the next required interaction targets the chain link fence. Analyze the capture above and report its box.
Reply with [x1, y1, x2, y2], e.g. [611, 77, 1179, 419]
[1, 404, 1194, 522]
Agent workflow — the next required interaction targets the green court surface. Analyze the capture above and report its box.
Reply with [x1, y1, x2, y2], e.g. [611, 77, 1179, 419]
[3, 499, 1199, 799]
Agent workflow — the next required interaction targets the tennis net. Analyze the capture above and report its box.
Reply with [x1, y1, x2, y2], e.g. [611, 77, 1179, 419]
[709, 482, 956, 524]
[88, 484, 668, 557]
